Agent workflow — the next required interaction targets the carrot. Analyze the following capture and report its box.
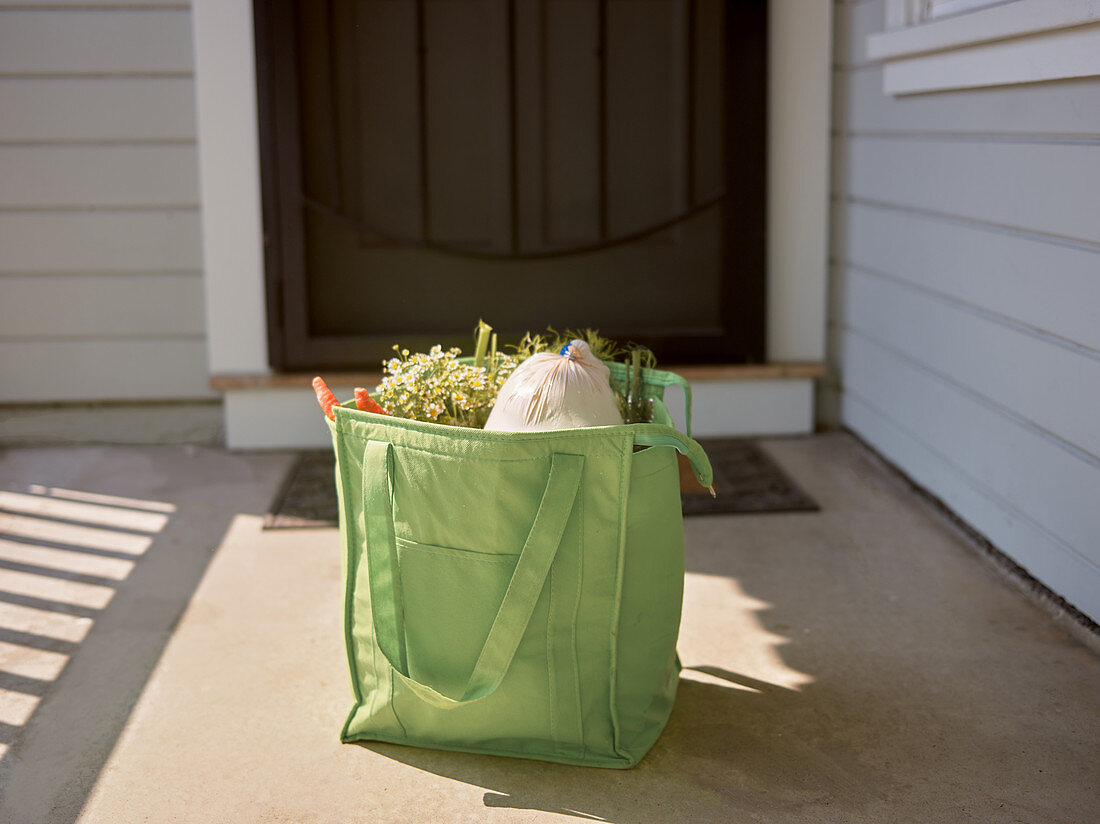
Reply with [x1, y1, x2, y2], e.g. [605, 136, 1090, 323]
[354, 387, 388, 415]
[312, 376, 339, 420]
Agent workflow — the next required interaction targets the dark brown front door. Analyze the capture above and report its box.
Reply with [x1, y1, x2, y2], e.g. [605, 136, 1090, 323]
[255, 0, 766, 370]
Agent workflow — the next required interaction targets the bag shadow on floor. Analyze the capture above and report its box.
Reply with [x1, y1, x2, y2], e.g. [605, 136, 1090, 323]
[353, 666, 893, 823]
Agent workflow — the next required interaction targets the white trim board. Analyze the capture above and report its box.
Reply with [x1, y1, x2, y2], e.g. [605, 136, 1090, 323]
[871, 0, 1100, 95]
[222, 379, 816, 450]
[191, 0, 269, 375]
[870, 0, 1100, 60]
[768, 0, 832, 361]
[883, 22, 1100, 95]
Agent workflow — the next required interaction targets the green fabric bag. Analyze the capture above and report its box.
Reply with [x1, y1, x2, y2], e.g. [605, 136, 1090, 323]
[328, 367, 712, 768]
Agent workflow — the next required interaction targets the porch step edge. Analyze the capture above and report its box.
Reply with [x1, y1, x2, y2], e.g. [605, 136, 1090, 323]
[210, 361, 826, 392]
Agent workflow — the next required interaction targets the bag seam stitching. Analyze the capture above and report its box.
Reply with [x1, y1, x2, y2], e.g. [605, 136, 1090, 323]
[338, 439, 366, 741]
[547, 565, 557, 753]
[397, 543, 519, 565]
[572, 488, 586, 758]
[607, 437, 632, 761]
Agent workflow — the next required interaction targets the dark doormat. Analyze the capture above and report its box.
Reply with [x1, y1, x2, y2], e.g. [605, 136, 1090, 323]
[679, 438, 819, 516]
[263, 438, 818, 529]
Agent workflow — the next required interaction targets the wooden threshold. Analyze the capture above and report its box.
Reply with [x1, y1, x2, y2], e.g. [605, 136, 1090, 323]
[210, 362, 826, 392]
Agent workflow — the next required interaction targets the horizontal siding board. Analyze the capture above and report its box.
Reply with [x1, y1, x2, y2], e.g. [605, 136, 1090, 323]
[832, 201, 1100, 353]
[836, 135, 1100, 244]
[0, 77, 196, 142]
[0, 339, 213, 402]
[0, 210, 200, 271]
[842, 390, 1100, 624]
[840, 328, 1100, 568]
[0, 274, 205, 338]
[834, 65, 1100, 136]
[838, 265, 1100, 459]
[0, 10, 193, 75]
[0, 145, 198, 207]
[2, 2, 188, 7]
[880, 21, 1100, 96]
[833, 0, 883, 68]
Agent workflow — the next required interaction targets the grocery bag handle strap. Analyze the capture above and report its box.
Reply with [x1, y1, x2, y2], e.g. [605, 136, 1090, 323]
[603, 362, 694, 436]
[651, 371, 694, 438]
[362, 441, 584, 709]
[633, 425, 714, 489]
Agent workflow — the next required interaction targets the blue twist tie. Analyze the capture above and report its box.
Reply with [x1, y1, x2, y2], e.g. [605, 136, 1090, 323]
[559, 342, 574, 359]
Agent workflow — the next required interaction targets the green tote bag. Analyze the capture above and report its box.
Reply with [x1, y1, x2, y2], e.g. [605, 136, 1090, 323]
[328, 368, 712, 768]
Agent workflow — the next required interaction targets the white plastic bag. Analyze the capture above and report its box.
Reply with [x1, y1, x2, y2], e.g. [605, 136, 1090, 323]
[484, 340, 623, 432]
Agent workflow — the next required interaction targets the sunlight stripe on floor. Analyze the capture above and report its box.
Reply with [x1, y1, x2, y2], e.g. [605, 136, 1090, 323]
[0, 687, 39, 726]
[0, 602, 92, 644]
[0, 641, 67, 681]
[0, 539, 134, 581]
[0, 514, 152, 556]
[0, 491, 169, 534]
[27, 485, 176, 514]
[0, 569, 114, 610]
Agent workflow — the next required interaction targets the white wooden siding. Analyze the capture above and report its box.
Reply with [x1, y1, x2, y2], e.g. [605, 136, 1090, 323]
[0, 2, 211, 404]
[0, 340, 210, 402]
[0, 10, 193, 75]
[0, 145, 199, 207]
[836, 67, 1100, 136]
[840, 334, 1100, 569]
[835, 265, 1100, 461]
[0, 274, 205, 339]
[0, 77, 196, 142]
[0, 211, 201, 273]
[832, 202, 1100, 354]
[836, 136, 1100, 245]
[8, 1, 185, 7]
[830, 0, 1100, 622]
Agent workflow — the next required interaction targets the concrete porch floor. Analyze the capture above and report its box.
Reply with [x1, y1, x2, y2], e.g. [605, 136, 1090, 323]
[0, 433, 1096, 823]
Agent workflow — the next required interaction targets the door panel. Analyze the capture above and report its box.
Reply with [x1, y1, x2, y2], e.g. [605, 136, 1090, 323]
[256, 0, 765, 369]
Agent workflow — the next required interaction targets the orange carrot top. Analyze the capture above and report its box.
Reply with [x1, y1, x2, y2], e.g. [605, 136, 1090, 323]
[312, 376, 339, 420]
[354, 387, 388, 415]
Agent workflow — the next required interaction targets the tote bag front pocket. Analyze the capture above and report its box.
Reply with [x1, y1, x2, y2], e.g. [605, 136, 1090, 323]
[394, 538, 519, 699]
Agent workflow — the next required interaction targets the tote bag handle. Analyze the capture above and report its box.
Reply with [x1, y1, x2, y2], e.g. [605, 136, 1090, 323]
[646, 370, 694, 437]
[633, 424, 714, 489]
[605, 363, 695, 436]
[361, 441, 584, 710]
